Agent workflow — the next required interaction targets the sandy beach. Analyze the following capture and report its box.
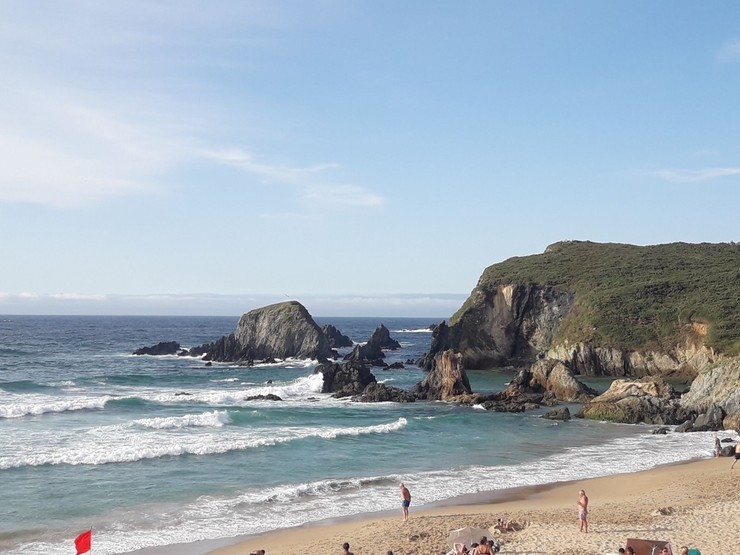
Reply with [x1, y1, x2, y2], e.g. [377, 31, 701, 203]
[209, 457, 739, 555]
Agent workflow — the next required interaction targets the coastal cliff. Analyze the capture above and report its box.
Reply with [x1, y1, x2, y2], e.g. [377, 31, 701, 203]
[423, 241, 740, 375]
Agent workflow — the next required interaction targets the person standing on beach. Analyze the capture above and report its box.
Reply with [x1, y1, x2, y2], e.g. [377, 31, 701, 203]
[577, 489, 589, 533]
[400, 483, 411, 521]
[714, 435, 721, 457]
[341, 541, 354, 555]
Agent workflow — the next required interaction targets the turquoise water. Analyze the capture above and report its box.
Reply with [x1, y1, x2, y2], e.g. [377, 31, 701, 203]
[0, 316, 718, 554]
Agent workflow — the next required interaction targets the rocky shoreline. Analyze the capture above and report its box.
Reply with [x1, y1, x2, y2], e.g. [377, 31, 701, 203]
[133, 299, 740, 435]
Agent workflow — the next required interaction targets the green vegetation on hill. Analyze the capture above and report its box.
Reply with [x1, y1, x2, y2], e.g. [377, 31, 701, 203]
[456, 241, 740, 354]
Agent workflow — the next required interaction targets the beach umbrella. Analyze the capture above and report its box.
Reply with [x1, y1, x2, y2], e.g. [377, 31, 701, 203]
[447, 526, 493, 549]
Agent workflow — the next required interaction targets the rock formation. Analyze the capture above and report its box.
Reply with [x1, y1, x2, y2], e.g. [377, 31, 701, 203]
[133, 341, 181, 356]
[343, 324, 401, 366]
[190, 301, 335, 363]
[355, 382, 416, 403]
[315, 360, 376, 397]
[369, 324, 402, 350]
[581, 377, 691, 425]
[322, 324, 353, 348]
[412, 350, 472, 400]
[529, 359, 597, 402]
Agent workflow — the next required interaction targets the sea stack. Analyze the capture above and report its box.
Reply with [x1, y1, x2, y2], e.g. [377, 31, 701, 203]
[193, 301, 335, 362]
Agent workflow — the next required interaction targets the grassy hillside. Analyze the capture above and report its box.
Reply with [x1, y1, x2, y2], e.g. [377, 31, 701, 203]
[453, 241, 740, 354]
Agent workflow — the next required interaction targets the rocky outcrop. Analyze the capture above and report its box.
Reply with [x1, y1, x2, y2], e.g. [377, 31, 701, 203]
[355, 382, 416, 403]
[343, 324, 401, 366]
[322, 324, 353, 348]
[344, 342, 385, 366]
[724, 412, 740, 434]
[315, 361, 376, 397]
[581, 378, 691, 425]
[412, 350, 472, 400]
[679, 359, 740, 433]
[133, 341, 181, 356]
[680, 359, 740, 416]
[190, 301, 335, 362]
[529, 359, 597, 402]
[369, 324, 402, 350]
[420, 285, 574, 370]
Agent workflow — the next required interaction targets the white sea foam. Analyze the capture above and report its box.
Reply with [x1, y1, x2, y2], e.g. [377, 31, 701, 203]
[209, 377, 240, 383]
[0, 393, 111, 419]
[10, 429, 733, 555]
[131, 410, 231, 429]
[0, 417, 408, 469]
[394, 328, 433, 333]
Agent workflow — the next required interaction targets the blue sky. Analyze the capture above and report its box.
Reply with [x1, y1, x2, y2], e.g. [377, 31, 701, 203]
[1, 1, 738, 317]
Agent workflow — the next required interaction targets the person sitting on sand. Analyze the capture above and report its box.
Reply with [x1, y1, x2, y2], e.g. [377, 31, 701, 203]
[341, 542, 354, 555]
[626, 547, 635, 555]
[474, 537, 492, 554]
[678, 547, 689, 555]
[249, 550, 265, 555]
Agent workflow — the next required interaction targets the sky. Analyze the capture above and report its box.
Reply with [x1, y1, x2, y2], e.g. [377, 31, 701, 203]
[0, 1, 738, 317]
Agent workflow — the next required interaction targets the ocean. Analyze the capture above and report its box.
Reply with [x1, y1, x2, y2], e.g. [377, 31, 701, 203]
[0, 315, 722, 555]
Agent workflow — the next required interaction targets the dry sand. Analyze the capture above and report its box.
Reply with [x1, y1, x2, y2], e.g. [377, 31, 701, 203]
[209, 457, 739, 555]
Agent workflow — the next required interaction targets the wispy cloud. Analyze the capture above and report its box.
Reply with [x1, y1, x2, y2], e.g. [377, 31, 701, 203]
[0, 2, 381, 210]
[202, 148, 384, 207]
[717, 38, 740, 63]
[649, 167, 740, 183]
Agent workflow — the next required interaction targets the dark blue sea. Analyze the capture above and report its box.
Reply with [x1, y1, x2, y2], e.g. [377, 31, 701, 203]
[0, 316, 716, 554]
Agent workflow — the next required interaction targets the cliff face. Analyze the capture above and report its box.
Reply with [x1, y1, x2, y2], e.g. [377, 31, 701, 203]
[547, 341, 717, 377]
[423, 283, 573, 369]
[234, 301, 334, 360]
[428, 281, 720, 375]
[424, 241, 738, 375]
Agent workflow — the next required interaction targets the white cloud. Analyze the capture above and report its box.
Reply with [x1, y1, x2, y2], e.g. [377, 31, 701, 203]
[650, 167, 740, 183]
[202, 148, 385, 208]
[717, 38, 740, 63]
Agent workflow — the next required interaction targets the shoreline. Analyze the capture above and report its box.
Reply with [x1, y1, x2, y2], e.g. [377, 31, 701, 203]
[127, 455, 740, 555]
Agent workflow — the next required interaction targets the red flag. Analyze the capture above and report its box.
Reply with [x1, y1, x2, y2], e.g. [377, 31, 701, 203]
[74, 530, 91, 555]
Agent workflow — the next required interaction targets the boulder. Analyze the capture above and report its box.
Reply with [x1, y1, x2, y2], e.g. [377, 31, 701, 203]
[724, 411, 740, 434]
[680, 359, 740, 417]
[529, 359, 597, 402]
[322, 324, 353, 348]
[315, 361, 376, 397]
[355, 382, 416, 403]
[720, 445, 737, 457]
[190, 301, 335, 362]
[386, 362, 405, 370]
[652, 427, 670, 435]
[412, 350, 472, 401]
[692, 405, 726, 431]
[542, 407, 571, 421]
[133, 341, 181, 356]
[581, 377, 690, 424]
